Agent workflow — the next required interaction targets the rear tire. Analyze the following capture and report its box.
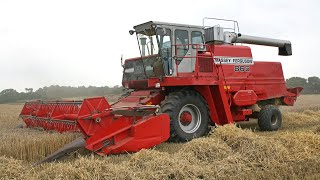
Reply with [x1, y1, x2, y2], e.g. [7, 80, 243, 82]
[258, 105, 282, 131]
[160, 90, 210, 142]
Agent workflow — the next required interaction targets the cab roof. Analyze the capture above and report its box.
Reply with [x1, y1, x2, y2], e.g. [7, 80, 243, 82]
[133, 21, 204, 33]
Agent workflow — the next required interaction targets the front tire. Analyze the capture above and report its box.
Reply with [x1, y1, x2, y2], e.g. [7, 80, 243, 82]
[258, 105, 282, 131]
[160, 90, 210, 142]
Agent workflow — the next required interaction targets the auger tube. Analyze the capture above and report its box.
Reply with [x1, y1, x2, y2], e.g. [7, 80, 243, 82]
[232, 33, 292, 56]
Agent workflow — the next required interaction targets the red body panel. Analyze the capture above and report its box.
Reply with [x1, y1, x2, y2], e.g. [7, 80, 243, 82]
[123, 44, 301, 125]
[145, 45, 297, 101]
[232, 90, 258, 106]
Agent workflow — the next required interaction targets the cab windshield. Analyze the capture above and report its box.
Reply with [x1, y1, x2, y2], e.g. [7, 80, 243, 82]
[136, 28, 171, 57]
[137, 30, 159, 57]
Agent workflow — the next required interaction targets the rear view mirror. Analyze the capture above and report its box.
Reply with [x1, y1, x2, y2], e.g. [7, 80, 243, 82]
[129, 30, 135, 35]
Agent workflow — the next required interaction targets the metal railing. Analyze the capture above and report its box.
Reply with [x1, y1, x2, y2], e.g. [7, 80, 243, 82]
[172, 44, 215, 76]
[202, 17, 240, 34]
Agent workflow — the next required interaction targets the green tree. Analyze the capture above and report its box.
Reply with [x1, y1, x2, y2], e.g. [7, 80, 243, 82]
[0, 89, 19, 103]
[307, 76, 320, 94]
[286, 77, 307, 88]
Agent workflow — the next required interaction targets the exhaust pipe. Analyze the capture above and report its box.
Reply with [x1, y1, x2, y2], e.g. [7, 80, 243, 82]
[34, 137, 86, 165]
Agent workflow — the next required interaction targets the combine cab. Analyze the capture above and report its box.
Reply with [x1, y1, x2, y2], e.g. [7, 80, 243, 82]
[20, 18, 302, 164]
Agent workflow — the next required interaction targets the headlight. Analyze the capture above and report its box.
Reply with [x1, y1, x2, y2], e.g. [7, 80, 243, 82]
[124, 68, 134, 73]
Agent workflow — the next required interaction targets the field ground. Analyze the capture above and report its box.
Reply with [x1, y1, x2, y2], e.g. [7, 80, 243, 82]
[0, 95, 320, 179]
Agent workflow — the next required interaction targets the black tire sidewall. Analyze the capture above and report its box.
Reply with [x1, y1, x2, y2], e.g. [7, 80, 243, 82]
[258, 105, 282, 131]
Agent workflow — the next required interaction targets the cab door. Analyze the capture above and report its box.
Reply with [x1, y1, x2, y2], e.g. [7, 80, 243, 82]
[174, 28, 192, 73]
[158, 28, 173, 76]
[173, 28, 205, 74]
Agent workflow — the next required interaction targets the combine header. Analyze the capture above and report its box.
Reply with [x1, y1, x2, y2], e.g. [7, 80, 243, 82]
[20, 100, 81, 132]
[20, 18, 302, 163]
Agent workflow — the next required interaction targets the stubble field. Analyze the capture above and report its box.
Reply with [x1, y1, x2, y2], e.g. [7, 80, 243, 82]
[0, 95, 320, 179]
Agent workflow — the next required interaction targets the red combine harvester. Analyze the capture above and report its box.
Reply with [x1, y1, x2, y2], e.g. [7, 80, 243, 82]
[20, 18, 302, 164]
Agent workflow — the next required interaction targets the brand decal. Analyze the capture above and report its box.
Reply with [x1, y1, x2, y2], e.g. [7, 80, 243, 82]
[214, 56, 254, 65]
[234, 65, 250, 72]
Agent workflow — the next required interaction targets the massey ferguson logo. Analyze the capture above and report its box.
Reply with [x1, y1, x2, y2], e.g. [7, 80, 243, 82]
[214, 56, 254, 65]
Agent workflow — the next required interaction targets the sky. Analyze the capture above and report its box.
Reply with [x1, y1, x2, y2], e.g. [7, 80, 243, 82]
[0, 0, 319, 92]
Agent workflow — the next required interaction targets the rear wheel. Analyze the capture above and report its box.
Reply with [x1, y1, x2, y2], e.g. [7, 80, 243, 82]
[258, 105, 282, 131]
[160, 90, 210, 142]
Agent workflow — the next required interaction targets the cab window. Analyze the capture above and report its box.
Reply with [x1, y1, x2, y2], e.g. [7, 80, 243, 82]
[158, 28, 172, 58]
[191, 31, 204, 50]
[174, 29, 189, 61]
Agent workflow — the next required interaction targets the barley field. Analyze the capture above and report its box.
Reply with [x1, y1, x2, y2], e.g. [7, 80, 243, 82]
[0, 95, 320, 179]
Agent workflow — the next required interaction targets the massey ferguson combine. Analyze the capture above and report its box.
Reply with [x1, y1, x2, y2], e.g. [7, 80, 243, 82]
[20, 18, 302, 164]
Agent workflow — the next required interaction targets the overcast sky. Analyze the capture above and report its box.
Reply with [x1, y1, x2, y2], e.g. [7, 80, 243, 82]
[0, 0, 319, 92]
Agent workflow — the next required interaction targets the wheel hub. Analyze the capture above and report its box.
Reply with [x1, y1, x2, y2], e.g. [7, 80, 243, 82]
[178, 104, 201, 133]
[180, 111, 192, 125]
[271, 114, 278, 125]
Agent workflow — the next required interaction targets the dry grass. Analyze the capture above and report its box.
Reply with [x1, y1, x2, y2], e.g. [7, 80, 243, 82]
[0, 130, 79, 162]
[281, 94, 320, 112]
[315, 126, 320, 134]
[0, 95, 319, 179]
[0, 104, 80, 162]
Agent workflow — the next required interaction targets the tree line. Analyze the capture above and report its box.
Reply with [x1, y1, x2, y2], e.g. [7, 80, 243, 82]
[286, 76, 320, 94]
[0, 76, 319, 104]
[0, 85, 123, 104]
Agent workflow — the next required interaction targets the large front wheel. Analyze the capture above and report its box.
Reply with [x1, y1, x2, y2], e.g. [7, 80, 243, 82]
[160, 90, 210, 142]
